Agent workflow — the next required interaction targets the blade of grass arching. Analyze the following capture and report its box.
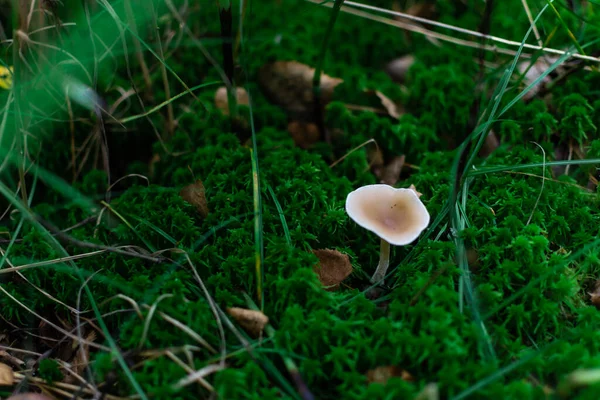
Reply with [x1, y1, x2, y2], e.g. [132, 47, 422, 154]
[499, 49, 573, 117]
[467, 158, 600, 177]
[128, 214, 177, 246]
[546, 0, 589, 60]
[250, 147, 264, 309]
[450, 346, 544, 400]
[312, 0, 345, 138]
[484, 236, 600, 321]
[244, 293, 312, 400]
[444, 5, 550, 365]
[191, 212, 253, 251]
[217, 0, 234, 84]
[457, 177, 496, 362]
[119, 81, 221, 124]
[267, 184, 292, 246]
[0, 180, 148, 400]
[100, 202, 157, 253]
[95, 0, 201, 103]
[462, 4, 550, 175]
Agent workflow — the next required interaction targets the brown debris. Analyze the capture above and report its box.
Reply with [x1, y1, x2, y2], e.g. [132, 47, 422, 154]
[385, 54, 415, 83]
[214, 86, 249, 115]
[373, 155, 405, 186]
[312, 249, 353, 290]
[226, 307, 269, 337]
[288, 121, 321, 149]
[180, 180, 209, 219]
[257, 61, 343, 120]
[0, 362, 14, 385]
[365, 90, 404, 120]
[366, 365, 415, 384]
[589, 280, 600, 309]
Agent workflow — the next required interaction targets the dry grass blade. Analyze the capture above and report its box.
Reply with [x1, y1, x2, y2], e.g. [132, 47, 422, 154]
[172, 364, 226, 389]
[308, 0, 598, 63]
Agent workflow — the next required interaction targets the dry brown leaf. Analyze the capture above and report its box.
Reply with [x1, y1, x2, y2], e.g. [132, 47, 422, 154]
[226, 307, 269, 337]
[478, 130, 500, 158]
[365, 90, 404, 120]
[65, 331, 96, 384]
[214, 86, 249, 115]
[0, 362, 14, 386]
[180, 180, 209, 219]
[374, 155, 405, 186]
[517, 56, 559, 101]
[6, 395, 53, 400]
[589, 280, 600, 309]
[287, 121, 320, 149]
[258, 61, 343, 120]
[366, 365, 415, 384]
[385, 54, 415, 83]
[312, 249, 352, 291]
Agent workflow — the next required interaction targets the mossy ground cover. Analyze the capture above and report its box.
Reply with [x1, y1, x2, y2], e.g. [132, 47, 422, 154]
[2, 0, 600, 399]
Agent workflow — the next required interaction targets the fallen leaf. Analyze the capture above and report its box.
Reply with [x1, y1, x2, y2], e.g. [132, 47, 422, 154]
[385, 54, 415, 83]
[366, 365, 415, 384]
[365, 90, 404, 120]
[312, 249, 352, 291]
[408, 184, 422, 198]
[0, 362, 14, 385]
[226, 307, 269, 337]
[374, 155, 405, 186]
[258, 61, 343, 120]
[287, 121, 320, 149]
[66, 331, 96, 384]
[517, 56, 560, 101]
[478, 130, 500, 158]
[215, 86, 249, 115]
[180, 180, 209, 219]
[0, 65, 12, 90]
[589, 280, 600, 309]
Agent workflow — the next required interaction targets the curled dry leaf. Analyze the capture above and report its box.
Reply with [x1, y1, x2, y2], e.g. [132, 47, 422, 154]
[287, 121, 320, 149]
[365, 90, 404, 120]
[312, 249, 353, 291]
[180, 180, 209, 219]
[385, 54, 415, 83]
[226, 307, 269, 337]
[366, 365, 415, 384]
[0, 362, 14, 385]
[214, 86, 249, 115]
[258, 61, 343, 120]
[517, 56, 560, 101]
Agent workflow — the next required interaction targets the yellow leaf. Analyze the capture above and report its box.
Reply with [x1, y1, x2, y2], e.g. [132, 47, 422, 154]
[0, 66, 13, 90]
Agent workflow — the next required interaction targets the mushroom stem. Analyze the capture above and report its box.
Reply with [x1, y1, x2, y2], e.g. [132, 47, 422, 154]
[370, 238, 390, 284]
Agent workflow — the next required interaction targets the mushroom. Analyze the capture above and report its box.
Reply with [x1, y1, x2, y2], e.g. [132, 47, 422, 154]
[345, 184, 430, 285]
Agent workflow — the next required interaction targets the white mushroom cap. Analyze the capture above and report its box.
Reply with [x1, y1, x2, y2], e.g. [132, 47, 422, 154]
[345, 184, 430, 245]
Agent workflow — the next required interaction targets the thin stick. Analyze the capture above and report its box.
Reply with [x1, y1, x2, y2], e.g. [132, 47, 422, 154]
[309, 0, 600, 63]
